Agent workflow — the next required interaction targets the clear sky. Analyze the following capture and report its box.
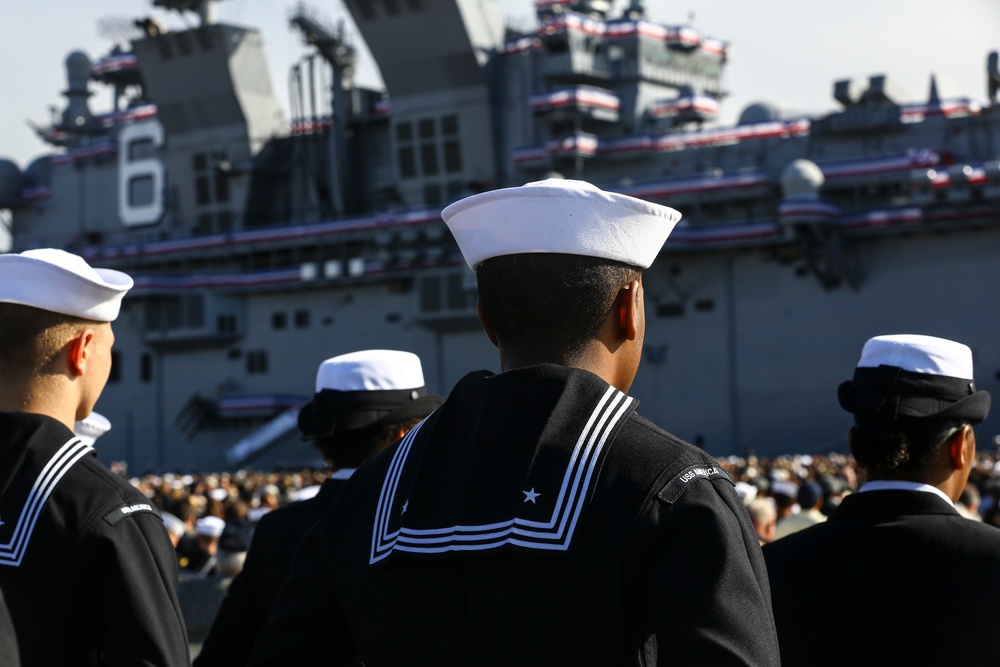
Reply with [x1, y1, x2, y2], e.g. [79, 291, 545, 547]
[1, 0, 999, 168]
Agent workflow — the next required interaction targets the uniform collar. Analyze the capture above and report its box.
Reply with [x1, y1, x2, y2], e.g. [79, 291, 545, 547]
[859, 480, 954, 507]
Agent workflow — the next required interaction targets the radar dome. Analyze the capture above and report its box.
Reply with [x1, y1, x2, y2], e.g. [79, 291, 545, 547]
[66, 51, 92, 76]
[738, 102, 781, 126]
[24, 157, 51, 189]
[0, 159, 23, 206]
[780, 159, 824, 198]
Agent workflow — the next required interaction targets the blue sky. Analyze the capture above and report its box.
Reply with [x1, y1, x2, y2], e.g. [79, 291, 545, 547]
[2, 0, 998, 167]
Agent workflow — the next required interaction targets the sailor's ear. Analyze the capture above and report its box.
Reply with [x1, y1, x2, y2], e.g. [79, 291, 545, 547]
[476, 299, 499, 348]
[617, 280, 641, 342]
[66, 328, 97, 377]
[947, 424, 974, 471]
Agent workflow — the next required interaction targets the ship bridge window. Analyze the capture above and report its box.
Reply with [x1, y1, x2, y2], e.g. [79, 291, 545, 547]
[192, 153, 208, 171]
[421, 144, 439, 175]
[398, 147, 416, 179]
[444, 141, 462, 173]
[442, 115, 458, 136]
[294, 310, 311, 328]
[247, 350, 269, 374]
[418, 119, 436, 139]
[396, 123, 413, 141]
[272, 312, 287, 330]
[195, 175, 211, 205]
[141, 353, 153, 383]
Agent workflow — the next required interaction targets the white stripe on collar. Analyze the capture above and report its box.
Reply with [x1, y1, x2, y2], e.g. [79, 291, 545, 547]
[859, 480, 955, 507]
[1, 437, 94, 568]
[330, 468, 356, 480]
[369, 386, 633, 563]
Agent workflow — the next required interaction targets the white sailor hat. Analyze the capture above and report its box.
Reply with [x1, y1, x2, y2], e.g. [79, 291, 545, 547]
[771, 481, 799, 499]
[74, 411, 111, 446]
[161, 512, 187, 538]
[441, 178, 682, 270]
[839, 334, 991, 436]
[0, 248, 132, 322]
[195, 515, 226, 538]
[298, 350, 444, 440]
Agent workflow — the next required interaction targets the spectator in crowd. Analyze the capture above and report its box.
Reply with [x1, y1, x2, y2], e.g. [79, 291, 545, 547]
[764, 334, 1000, 666]
[184, 515, 226, 578]
[746, 497, 778, 545]
[773, 481, 826, 539]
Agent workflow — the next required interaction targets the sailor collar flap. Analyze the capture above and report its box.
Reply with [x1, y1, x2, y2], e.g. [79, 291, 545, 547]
[0, 416, 95, 568]
[369, 365, 638, 564]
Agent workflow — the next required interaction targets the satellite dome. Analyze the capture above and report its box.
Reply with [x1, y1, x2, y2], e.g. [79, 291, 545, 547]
[780, 159, 824, 198]
[738, 102, 781, 126]
[66, 51, 92, 76]
[0, 159, 23, 206]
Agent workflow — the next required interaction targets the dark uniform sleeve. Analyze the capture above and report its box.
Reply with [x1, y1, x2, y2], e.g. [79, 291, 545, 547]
[194, 518, 279, 667]
[247, 516, 357, 666]
[635, 473, 780, 666]
[86, 503, 191, 666]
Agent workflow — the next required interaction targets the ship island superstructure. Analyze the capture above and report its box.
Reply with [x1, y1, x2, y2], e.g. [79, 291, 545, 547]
[2, 0, 999, 469]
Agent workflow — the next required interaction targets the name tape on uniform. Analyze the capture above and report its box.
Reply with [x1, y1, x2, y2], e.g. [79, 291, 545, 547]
[658, 464, 732, 504]
[103, 502, 161, 526]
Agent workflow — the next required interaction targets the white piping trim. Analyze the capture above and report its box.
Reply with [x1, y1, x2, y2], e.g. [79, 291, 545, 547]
[0, 437, 93, 567]
[370, 387, 632, 563]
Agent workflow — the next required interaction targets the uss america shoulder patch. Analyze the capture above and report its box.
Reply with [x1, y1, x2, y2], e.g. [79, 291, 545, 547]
[658, 463, 732, 504]
[103, 502, 162, 526]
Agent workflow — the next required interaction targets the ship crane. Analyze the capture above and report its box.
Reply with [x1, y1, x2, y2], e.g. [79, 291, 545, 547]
[289, 2, 358, 216]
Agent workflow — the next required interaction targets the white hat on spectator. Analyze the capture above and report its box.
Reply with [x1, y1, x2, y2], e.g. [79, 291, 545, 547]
[195, 516, 226, 538]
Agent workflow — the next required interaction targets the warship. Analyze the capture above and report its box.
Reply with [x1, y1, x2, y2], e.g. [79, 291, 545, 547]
[2, 0, 999, 469]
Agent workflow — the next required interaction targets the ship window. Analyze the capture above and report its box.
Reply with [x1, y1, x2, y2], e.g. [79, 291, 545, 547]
[272, 312, 287, 330]
[396, 123, 413, 141]
[195, 176, 211, 205]
[192, 153, 208, 171]
[694, 299, 715, 313]
[218, 314, 237, 334]
[187, 296, 205, 328]
[109, 351, 122, 384]
[423, 183, 442, 205]
[441, 115, 458, 136]
[218, 210, 233, 231]
[386, 313, 401, 323]
[140, 353, 153, 383]
[418, 118, 436, 139]
[443, 141, 462, 173]
[398, 147, 416, 179]
[129, 176, 155, 207]
[215, 171, 230, 203]
[294, 309, 311, 328]
[247, 350, 269, 374]
[227, 348, 242, 359]
[420, 144, 439, 175]
[420, 275, 442, 312]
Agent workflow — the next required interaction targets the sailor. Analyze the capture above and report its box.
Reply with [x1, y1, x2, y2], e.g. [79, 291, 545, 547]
[249, 179, 780, 665]
[764, 334, 999, 666]
[195, 350, 443, 667]
[0, 248, 189, 666]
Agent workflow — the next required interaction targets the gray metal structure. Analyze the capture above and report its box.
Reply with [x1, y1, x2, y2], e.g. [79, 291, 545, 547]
[3, 0, 999, 469]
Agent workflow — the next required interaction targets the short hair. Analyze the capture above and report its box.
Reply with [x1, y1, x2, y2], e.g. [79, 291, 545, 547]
[850, 416, 967, 477]
[0, 302, 95, 378]
[476, 253, 642, 360]
[746, 498, 777, 528]
[315, 417, 425, 469]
